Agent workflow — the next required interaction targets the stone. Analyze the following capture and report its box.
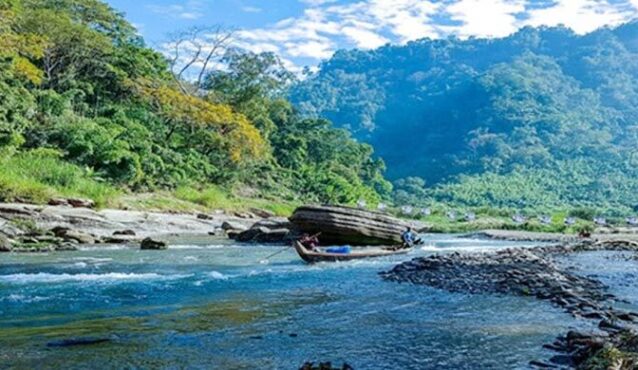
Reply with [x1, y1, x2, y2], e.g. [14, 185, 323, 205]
[140, 237, 167, 250]
[47, 338, 110, 347]
[102, 236, 137, 244]
[235, 227, 291, 243]
[67, 198, 96, 209]
[250, 217, 293, 230]
[48, 198, 70, 206]
[196, 213, 213, 220]
[62, 230, 96, 244]
[0, 204, 36, 217]
[55, 242, 79, 251]
[0, 235, 12, 252]
[232, 211, 256, 219]
[221, 221, 248, 232]
[113, 229, 136, 236]
[289, 205, 410, 246]
[51, 226, 71, 237]
[249, 208, 275, 219]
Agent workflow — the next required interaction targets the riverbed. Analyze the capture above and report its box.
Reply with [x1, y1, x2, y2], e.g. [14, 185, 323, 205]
[0, 235, 628, 369]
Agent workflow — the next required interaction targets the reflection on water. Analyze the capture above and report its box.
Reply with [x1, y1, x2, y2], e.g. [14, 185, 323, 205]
[0, 235, 622, 369]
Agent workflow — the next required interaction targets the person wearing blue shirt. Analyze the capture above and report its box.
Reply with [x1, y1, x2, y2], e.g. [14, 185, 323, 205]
[401, 227, 415, 247]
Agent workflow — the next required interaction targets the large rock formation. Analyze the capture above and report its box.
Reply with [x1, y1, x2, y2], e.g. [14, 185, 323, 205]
[289, 205, 410, 246]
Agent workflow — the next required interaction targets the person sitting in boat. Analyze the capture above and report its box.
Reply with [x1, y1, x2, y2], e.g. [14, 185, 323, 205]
[299, 233, 320, 251]
[401, 227, 416, 247]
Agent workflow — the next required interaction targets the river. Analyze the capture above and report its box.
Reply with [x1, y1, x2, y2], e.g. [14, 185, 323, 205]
[1, 235, 632, 369]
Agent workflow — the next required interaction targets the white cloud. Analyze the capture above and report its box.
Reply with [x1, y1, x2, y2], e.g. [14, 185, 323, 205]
[147, 1, 204, 20]
[300, 0, 338, 6]
[238, 8, 340, 59]
[241, 6, 263, 13]
[285, 40, 335, 58]
[341, 26, 389, 48]
[523, 0, 633, 34]
[445, 0, 525, 38]
[174, 0, 638, 73]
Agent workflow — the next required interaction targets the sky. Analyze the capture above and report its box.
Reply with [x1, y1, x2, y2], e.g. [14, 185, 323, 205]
[105, 0, 638, 71]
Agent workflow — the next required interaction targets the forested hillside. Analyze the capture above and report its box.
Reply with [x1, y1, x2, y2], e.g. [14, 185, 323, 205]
[0, 0, 390, 210]
[292, 23, 638, 213]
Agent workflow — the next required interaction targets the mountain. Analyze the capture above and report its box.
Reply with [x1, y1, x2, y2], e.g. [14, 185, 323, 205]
[291, 23, 638, 212]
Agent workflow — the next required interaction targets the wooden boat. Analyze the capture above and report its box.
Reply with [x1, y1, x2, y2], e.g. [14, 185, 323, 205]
[293, 241, 412, 264]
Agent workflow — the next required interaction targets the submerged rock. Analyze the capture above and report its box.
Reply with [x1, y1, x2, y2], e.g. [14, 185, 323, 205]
[140, 237, 168, 250]
[382, 243, 638, 369]
[381, 248, 609, 314]
[289, 205, 411, 246]
[299, 362, 354, 370]
[47, 337, 110, 347]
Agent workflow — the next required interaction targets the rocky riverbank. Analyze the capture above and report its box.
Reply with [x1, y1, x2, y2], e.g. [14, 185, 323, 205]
[468, 229, 638, 243]
[381, 240, 638, 368]
[0, 202, 262, 252]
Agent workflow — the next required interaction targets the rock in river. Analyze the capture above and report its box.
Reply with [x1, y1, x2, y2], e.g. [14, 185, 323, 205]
[234, 217, 297, 243]
[289, 205, 411, 246]
[140, 237, 168, 250]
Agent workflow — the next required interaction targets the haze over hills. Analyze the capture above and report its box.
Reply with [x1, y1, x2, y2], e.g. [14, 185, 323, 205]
[291, 22, 638, 212]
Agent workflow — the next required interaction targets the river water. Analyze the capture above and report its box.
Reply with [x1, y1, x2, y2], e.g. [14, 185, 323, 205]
[0, 235, 633, 369]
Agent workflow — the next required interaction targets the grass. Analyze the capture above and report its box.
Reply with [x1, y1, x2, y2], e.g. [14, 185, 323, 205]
[119, 186, 298, 217]
[0, 149, 119, 208]
[174, 185, 298, 216]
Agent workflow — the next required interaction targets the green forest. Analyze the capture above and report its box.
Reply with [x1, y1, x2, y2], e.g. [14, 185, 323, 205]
[292, 23, 638, 215]
[2, 0, 638, 218]
[0, 0, 390, 213]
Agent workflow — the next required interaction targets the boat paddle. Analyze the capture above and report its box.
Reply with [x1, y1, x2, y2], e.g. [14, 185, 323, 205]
[259, 232, 321, 264]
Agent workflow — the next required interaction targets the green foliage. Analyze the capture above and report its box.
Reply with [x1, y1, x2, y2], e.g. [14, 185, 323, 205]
[292, 24, 638, 213]
[0, 149, 119, 206]
[0, 0, 390, 209]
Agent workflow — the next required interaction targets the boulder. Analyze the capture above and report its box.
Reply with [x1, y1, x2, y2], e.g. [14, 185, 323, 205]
[113, 229, 136, 236]
[48, 198, 95, 208]
[250, 208, 275, 219]
[233, 212, 255, 219]
[48, 198, 70, 206]
[52, 228, 95, 244]
[67, 198, 96, 209]
[0, 235, 12, 252]
[226, 230, 242, 240]
[102, 235, 137, 244]
[289, 205, 410, 246]
[235, 227, 292, 243]
[232, 217, 298, 243]
[251, 217, 293, 230]
[221, 221, 248, 232]
[140, 237, 167, 250]
[196, 213, 213, 220]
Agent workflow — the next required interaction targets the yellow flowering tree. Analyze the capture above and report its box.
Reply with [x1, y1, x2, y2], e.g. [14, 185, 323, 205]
[137, 81, 266, 165]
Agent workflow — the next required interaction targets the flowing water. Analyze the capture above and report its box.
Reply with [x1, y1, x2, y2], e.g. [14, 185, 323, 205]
[0, 235, 632, 369]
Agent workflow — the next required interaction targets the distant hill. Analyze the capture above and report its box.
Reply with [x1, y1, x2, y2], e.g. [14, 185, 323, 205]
[291, 23, 638, 212]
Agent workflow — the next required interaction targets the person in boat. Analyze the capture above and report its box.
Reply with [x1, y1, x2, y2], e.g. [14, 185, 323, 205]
[401, 227, 418, 247]
[299, 233, 320, 251]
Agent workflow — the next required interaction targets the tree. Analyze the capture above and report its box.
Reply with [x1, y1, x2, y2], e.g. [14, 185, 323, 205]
[165, 26, 234, 95]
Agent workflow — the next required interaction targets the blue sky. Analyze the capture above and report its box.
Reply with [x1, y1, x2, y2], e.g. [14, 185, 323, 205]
[105, 0, 638, 71]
